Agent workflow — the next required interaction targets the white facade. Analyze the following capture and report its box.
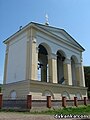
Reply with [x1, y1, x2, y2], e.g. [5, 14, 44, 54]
[6, 32, 27, 83]
[3, 22, 87, 100]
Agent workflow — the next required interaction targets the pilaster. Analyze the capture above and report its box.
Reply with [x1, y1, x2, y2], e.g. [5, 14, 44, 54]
[31, 37, 38, 80]
[3, 44, 9, 84]
[26, 40, 30, 80]
[26, 28, 38, 81]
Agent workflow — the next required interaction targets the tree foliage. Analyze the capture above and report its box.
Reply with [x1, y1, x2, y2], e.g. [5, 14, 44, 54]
[0, 84, 2, 93]
[84, 66, 90, 98]
[0, 87, 1, 93]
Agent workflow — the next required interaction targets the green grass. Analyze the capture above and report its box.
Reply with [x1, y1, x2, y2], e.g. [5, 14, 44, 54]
[30, 105, 90, 115]
[0, 105, 90, 115]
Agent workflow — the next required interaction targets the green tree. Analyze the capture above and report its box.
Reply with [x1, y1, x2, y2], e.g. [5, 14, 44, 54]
[0, 87, 1, 93]
[84, 66, 90, 98]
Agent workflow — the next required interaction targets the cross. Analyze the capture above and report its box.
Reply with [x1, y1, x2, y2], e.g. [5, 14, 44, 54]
[45, 14, 49, 25]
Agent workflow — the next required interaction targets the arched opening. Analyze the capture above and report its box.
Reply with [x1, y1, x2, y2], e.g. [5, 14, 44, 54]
[57, 51, 65, 84]
[38, 44, 48, 82]
[76, 92, 82, 100]
[71, 56, 77, 86]
[62, 91, 70, 99]
[42, 90, 54, 99]
[10, 90, 17, 100]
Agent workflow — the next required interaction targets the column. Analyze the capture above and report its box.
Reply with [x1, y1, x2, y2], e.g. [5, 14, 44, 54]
[48, 53, 57, 83]
[63, 58, 72, 85]
[81, 63, 85, 87]
[76, 63, 85, 87]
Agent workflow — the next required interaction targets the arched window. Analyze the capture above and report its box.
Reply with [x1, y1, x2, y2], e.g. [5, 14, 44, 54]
[10, 90, 17, 100]
[38, 44, 48, 82]
[37, 61, 41, 81]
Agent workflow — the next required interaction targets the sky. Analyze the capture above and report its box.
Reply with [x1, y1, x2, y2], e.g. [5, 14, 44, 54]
[0, 0, 90, 84]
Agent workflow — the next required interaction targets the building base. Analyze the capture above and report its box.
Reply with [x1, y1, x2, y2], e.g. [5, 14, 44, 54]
[2, 80, 87, 100]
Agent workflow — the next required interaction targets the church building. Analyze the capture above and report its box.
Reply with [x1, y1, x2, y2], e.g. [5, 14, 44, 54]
[3, 22, 87, 100]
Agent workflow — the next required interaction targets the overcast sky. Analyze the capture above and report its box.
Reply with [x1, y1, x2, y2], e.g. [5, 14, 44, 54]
[0, 0, 90, 83]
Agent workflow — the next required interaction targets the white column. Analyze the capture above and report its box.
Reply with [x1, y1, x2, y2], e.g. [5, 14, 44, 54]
[76, 62, 85, 87]
[63, 58, 72, 85]
[81, 63, 85, 87]
[48, 53, 57, 83]
[80, 54, 85, 87]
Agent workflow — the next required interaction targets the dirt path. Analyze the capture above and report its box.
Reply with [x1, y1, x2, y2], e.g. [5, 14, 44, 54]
[0, 112, 55, 120]
[0, 112, 89, 120]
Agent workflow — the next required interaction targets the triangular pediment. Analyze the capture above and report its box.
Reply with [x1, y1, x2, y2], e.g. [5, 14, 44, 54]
[33, 23, 84, 51]
[48, 29, 80, 47]
[3, 22, 85, 51]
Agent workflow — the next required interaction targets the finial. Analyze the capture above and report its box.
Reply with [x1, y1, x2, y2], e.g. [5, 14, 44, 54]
[45, 14, 49, 25]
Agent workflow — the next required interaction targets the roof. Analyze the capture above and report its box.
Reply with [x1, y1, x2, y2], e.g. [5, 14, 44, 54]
[3, 22, 85, 51]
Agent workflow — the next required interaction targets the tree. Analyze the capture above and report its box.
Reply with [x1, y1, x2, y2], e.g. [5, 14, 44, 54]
[84, 66, 90, 98]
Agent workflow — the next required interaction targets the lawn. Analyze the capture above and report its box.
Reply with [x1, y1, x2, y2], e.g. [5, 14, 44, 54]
[30, 105, 90, 115]
[1, 105, 90, 115]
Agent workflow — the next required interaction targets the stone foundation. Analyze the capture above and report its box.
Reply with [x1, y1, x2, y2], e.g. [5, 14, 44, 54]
[2, 80, 87, 100]
[30, 80, 87, 100]
[2, 80, 30, 100]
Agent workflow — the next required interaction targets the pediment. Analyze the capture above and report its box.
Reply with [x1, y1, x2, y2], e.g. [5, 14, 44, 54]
[4, 22, 85, 51]
[49, 29, 80, 47]
[34, 23, 84, 51]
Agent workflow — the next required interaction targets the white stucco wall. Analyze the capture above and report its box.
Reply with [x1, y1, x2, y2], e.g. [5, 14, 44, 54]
[6, 32, 27, 83]
[5, 27, 82, 84]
